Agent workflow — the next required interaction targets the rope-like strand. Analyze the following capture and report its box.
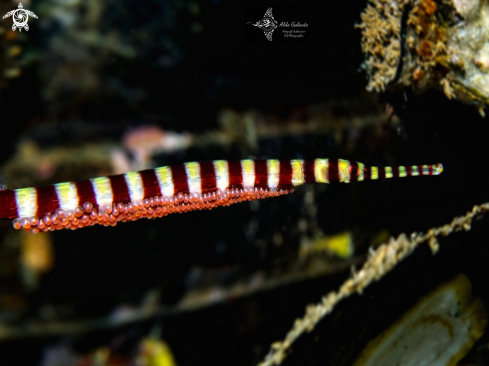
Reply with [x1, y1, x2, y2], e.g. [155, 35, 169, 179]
[258, 202, 489, 366]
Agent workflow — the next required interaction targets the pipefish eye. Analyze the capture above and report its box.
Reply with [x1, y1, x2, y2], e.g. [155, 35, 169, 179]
[349, 165, 359, 176]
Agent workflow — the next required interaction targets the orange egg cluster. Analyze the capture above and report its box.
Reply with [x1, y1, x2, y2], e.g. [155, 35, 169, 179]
[12, 186, 293, 233]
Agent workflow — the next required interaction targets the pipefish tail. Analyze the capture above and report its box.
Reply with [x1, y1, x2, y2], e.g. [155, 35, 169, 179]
[0, 159, 443, 233]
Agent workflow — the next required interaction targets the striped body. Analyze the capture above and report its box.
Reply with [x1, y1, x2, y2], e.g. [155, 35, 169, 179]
[0, 159, 443, 233]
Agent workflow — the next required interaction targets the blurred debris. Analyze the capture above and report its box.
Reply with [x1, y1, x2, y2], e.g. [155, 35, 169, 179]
[122, 126, 192, 170]
[0, 252, 365, 340]
[3, 95, 390, 189]
[41, 345, 79, 366]
[20, 230, 53, 290]
[0, 1, 25, 88]
[2, 140, 116, 189]
[299, 232, 354, 259]
[37, 0, 137, 120]
[41, 336, 178, 366]
[137, 337, 178, 366]
[0, 171, 8, 191]
[20, 231, 53, 274]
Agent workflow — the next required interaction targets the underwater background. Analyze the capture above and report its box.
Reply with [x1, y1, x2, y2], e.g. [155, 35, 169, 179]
[1, 0, 489, 365]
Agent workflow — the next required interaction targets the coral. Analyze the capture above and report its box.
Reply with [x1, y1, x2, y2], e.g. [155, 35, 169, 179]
[359, 0, 489, 114]
[356, 0, 411, 92]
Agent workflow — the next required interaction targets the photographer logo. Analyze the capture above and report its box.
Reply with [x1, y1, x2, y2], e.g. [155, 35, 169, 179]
[3, 3, 38, 32]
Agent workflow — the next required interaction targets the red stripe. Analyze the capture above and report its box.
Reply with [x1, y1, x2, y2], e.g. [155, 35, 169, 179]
[327, 158, 339, 183]
[278, 160, 293, 188]
[0, 190, 18, 219]
[364, 166, 371, 180]
[108, 174, 131, 203]
[199, 161, 217, 192]
[140, 170, 162, 198]
[228, 161, 243, 188]
[378, 166, 386, 179]
[406, 166, 412, 177]
[303, 160, 316, 183]
[418, 165, 424, 175]
[171, 164, 189, 195]
[349, 161, 359, 182]
[36, 185, 60, 216]
[428, 165, 433, 175]
[392, 166, 400, 178]
[75, 180, 97, 206]
[254, 160, 268, 187]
